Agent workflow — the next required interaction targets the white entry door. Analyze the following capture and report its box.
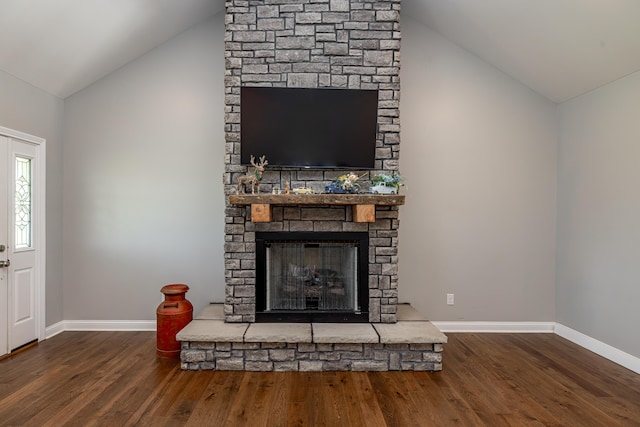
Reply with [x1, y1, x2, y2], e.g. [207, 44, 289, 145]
[0, 128, 45, 356]
[0, 135, 7, 355]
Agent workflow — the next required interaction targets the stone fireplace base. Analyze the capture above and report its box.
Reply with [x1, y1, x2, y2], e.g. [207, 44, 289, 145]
[177, 304, 447, 372]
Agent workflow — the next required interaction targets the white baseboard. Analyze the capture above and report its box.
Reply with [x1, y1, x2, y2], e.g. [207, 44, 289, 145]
[61, 320, 156, 332]
[555, 323, 640, 375]
[45, 321, 65, 339]
[432, 321, 556, 333]
[431, 321, 639, 375]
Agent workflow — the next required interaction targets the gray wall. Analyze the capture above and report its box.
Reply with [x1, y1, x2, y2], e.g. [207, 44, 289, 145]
[398, 18, 558, 321]
[60, 11, 560, 324]
[62, 15, 226, 320]
[557, 70, 640, 358]
[0, 69, 65, 326]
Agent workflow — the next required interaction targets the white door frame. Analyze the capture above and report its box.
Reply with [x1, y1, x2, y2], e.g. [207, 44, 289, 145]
[0, 126, 46, 347]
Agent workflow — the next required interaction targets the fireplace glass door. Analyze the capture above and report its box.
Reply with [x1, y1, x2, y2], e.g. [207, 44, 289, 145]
[266, 242, 358, 312]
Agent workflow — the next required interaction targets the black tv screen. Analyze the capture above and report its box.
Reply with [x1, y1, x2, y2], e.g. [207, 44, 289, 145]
[241, 86, 378, 169]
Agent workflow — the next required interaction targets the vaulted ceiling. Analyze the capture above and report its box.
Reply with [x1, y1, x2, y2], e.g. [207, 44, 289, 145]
[404, 0, 640, 103]
[0, 0, 221, 98]
[1, 0, 639, 102]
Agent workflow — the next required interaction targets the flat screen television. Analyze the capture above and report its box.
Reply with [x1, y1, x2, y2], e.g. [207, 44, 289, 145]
[240, 86, 378, 169]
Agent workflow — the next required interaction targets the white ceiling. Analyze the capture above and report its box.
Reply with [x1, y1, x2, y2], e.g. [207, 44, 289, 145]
[403, 0, 640, 103]
[0, 0, 222, 98]
[0, 1, 639, 102]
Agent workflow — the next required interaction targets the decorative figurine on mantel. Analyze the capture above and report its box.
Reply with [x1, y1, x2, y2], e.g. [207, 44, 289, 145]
[370, 171, 405, 194]
[325, 172, 363, 194]
[236, 155, 268, 194]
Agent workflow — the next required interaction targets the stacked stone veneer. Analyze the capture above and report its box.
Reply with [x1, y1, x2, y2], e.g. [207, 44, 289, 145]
[224, 0, 402, 323]
[182, 342, 443, 372]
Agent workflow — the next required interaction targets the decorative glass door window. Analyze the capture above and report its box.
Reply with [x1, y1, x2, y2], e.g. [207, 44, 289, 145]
[15, 156, 31, 249]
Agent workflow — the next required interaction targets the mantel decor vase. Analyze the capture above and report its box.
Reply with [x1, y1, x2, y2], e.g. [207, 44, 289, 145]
[156, 284, 193, 358]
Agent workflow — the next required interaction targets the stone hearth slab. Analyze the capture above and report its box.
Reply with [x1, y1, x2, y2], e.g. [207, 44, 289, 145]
[245, 323, 312, 343]
[195, 304, 224, 320]
[179, 308, 447, 372]
[374, 321, 448, 344]
[396, 304, 428, 321]
[312, 323, 379, 343]
[176, 320, 248, 342]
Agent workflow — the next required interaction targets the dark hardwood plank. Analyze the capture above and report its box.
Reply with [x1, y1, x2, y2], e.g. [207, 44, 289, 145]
[369, 372, 429, 427]
[224, 372, 282, 427]
[415, 372, 488, 426]
[223, 370, 263, 425]
[287, 372, 318, 426]
[322, 372, 355, 426]
[330, 371, 378, 427]
[184, 371, 244, 427]
[263, 372, 291, 426]
[0, 331, 638, 426]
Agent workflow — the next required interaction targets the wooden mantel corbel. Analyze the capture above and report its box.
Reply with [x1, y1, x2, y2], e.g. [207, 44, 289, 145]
[228, 194, 405, 223]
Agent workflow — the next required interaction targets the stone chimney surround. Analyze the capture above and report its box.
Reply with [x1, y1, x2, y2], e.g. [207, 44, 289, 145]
[223, 0, 402, 324]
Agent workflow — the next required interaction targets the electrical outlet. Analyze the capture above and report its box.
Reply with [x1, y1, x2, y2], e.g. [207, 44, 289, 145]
[447, 293, 454, 305]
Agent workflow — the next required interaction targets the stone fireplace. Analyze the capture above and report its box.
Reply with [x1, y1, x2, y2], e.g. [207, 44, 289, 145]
[223, 0, 402, 324]
[177, 0, 448, 372]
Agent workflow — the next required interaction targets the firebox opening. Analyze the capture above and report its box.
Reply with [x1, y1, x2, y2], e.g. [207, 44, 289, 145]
[256, 232, 369, 322]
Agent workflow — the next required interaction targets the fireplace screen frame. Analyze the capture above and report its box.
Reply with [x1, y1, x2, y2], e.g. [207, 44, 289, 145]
[255, 232, 369, 322]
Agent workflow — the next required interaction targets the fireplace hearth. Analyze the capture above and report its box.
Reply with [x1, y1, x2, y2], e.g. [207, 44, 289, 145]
[256, 232, 369, 322]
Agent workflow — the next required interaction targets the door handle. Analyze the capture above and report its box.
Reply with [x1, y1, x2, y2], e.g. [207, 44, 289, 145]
[0, 259, 9, 268]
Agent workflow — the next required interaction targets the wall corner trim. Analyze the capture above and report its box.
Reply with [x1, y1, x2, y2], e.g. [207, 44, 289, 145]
[44, 321, 65, 339]
[554, 323, 640, 375]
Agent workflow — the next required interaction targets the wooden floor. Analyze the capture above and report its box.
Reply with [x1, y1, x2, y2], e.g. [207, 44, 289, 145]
[0, 332, 639, 426]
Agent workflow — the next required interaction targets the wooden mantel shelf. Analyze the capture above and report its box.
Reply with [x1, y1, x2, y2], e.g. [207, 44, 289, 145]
[228, 193, 405, 223]
[229, 193, 405, 206]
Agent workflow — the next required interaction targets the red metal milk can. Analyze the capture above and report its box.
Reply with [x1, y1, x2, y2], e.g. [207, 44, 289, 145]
[156, 284, 193, 358]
